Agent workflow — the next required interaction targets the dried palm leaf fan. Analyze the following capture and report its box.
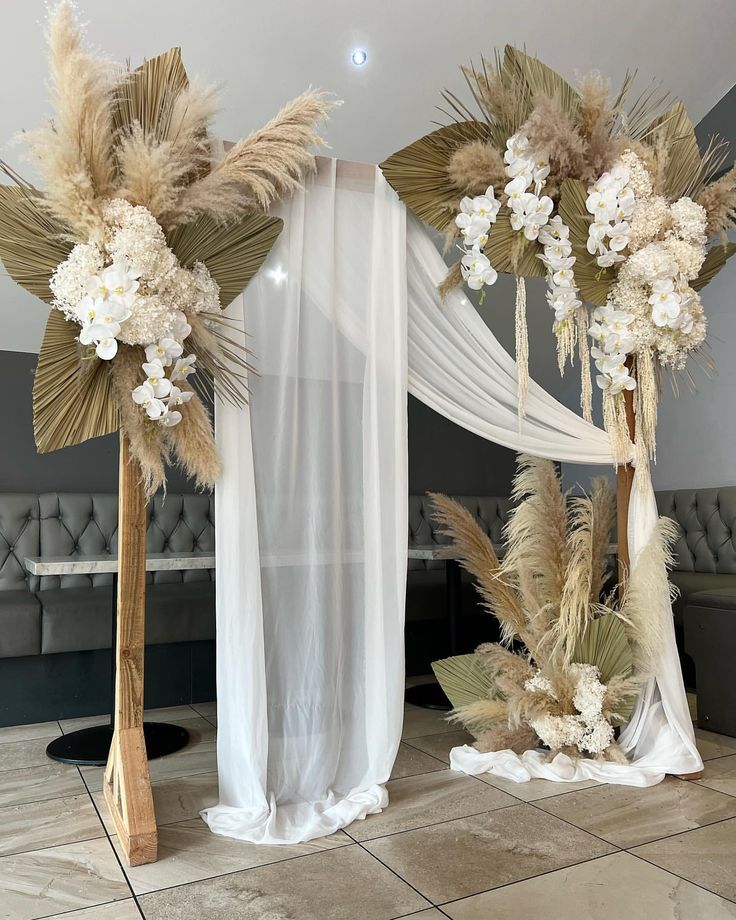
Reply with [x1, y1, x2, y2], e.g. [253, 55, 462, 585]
[428, 455, 676, 762]
[0, 1, 336, 494]
[380, 45, 736, 453]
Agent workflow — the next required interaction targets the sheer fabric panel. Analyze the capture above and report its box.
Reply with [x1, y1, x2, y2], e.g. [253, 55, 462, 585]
[204, 161, 407, 843]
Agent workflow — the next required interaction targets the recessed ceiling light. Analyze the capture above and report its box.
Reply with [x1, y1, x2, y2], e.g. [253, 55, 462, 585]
[350, 48, 367, 67]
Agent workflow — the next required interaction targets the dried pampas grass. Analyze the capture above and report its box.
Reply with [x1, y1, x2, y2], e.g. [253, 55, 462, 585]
[168, 91, 337, 226]
[162, 386, 221, 490]
[696, 165, 736, 242]
[109, 346, 167, 496]
[20, 1, 116, 241]
[447, 140, 506, 195]
[474, 724, 538, 755]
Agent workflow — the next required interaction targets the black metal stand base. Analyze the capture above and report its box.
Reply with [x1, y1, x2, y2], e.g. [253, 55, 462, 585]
[46, 722, 190, 767]
[405, 682, 451, 711]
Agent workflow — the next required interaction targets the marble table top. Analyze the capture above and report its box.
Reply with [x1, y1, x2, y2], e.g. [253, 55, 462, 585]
[24, 552, 215, 576]
[408, 543, 617, 561]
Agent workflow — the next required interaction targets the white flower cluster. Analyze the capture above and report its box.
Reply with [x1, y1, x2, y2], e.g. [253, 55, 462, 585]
[525, 663, 614, 756]
[132, 315, 196, 429]
[588, 305, 637, 394]
[504, 133, 553, 241]
[585, 163, 635, 268]
[589, 152, 709, 375]
[49, 199, 221, 427]
[538, 216, 581, 324]
[455, 187, 501, 290]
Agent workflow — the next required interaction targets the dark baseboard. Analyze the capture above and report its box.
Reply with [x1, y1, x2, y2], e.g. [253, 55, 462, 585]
[0, 641, 216, 727]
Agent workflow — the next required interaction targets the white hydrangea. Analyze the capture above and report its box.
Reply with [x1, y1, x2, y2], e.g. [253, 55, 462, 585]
[670, 197, 707, 245]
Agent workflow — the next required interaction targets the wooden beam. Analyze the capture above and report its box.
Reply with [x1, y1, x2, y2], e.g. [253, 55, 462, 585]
[103, 432, 157, 866]
[616, 365, 636, 587]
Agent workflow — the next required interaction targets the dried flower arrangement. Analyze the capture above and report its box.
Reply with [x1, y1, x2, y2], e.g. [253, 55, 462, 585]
[429, 455, 678, 761]
[0, 2, 335, 493]
[381, 47, 736, 460]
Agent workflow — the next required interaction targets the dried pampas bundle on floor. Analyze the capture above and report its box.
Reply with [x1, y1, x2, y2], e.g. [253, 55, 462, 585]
[430, 453, 677, 762]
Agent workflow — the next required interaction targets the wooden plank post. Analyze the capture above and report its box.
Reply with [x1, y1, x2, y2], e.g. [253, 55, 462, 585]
[616, 368, 636, 588]
[103, 432, 157, 866]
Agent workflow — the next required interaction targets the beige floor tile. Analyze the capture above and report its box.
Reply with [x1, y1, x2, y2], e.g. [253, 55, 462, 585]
[442, 851, 736, 919]
[696, 728, 736, 761]
[402, 705, 456, 740]
[93, 772, 219, 831]
[114, 819, 351, 894]
[632, 816, 736, 902]
[83, 740, 217, 789]
[390, 743, 448, 780]
[45, 901, 142, 919]
[0, 793, 104, 857]
[537, 776, 736, 847]
[0, 838, 130, 920]
[363, 802, 616, 903]
[0, 721, 60, 745]
[59, 706, 200, 734]
[403, 730, 474, 764]
[348, 770, 515, 842]
[475, 771, 600, 801]
[0, 736, 56, 773]
[0, 761, 86, 808]
[396, 912, 446, 919]
[696, 754, 736, 797]
[137, 844, 430, 919]
[190, 701, 217, 719]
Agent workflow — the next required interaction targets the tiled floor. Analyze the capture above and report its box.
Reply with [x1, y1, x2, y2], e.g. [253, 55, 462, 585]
[1, 692, 736, 918]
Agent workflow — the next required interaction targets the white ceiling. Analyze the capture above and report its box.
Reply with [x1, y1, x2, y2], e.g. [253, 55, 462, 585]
[2, 0, 735, 352]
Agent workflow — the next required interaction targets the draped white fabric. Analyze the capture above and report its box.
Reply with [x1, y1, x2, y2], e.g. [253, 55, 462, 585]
[404, 212, 702, 785]
[203, 160, 407, 843]
[207, 161, 700, 846]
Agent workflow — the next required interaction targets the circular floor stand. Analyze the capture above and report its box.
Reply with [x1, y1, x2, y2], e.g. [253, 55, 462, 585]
[46, 721, 190, 766]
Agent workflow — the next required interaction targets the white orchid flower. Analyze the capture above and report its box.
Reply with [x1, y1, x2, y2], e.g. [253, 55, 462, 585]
[95, 336, 118, 360]
[76, 295, 104, 326]
[460, 248, 497, 290]
[652, 298, 681, 327]
[504, 133, 529, 160]
[457, 213, 492, 247]
[586, 221, 609, 255]
[596, 250, 625, 268]
[597, 373, 636, 394]
[538, 215, 570, 245]
[167, 386, 194, 407]
[504, 176, 530, 207]
[586, 189, 617, 221]
[159, 409, 183, 428]
[170, 311, 192, 342]
[672, 310, 695, 334]
[171, 354, 197, 382]
[79, 321, 120, 347]
[145, 337, 184, 367]
[552, 267, 575, 286]
[616, 188, 635, 218]
[142, 359, 173, 397]
[132, 382, 166, 419]
[98, 300, 131, 327]
[609, 163, 630, 187]
[607, 221, 630, 252]
[86, 264, 140, 308]
[471, 191, 501, 222]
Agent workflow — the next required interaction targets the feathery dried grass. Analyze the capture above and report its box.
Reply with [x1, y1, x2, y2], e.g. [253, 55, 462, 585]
[589, 478, 616, 602]
[620, 516, 680, 672]
[438, 260, 463, 300]
[521, 94, 586, 180]
[474, 724, 538, 754]
[450, 698, 508, 736]
[168, 90, 335, 226]
[115, 126, 190, 217]
[556, 495, 595, 662]
[697, 165, 736, 242]
[446, 140, 506, 195]
[429, 492, 525, 645]
[21, 1, 116, 240]
[504, 455, 569, 609]
[109, 346, 166, 495]
[162, 385, 220, 490]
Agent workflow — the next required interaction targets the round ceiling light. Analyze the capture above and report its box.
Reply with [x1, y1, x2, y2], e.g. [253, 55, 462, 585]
[350, 48, 367, 67]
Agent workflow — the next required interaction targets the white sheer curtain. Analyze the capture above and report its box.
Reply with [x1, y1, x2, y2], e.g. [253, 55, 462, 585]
[203, 160, 407, 843]
[207, 162, 700, 847]
[404, 213, 702, 785]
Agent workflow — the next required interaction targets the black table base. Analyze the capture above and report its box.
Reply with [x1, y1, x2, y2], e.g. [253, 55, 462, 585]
[44, 570, 192, 767]
[404, 682, 451, 711]
[46, 721, 190, 767]
[405, 556, 462, 710]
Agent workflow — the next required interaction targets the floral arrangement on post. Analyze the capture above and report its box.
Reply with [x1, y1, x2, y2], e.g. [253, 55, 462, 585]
[380, 47, 736, 456]
[0, 2, 335, 493]
[429, 455, 678, 762]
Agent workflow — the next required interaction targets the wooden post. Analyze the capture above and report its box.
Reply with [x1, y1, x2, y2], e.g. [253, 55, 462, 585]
[103, 432, 157, 866]
[616, 363, 636, 588]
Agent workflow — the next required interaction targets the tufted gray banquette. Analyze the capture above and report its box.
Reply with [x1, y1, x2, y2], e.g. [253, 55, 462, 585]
[0, 492, 215, 659]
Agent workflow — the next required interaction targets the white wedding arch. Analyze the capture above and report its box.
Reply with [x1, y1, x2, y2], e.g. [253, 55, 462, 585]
[202, 158, 701, 845]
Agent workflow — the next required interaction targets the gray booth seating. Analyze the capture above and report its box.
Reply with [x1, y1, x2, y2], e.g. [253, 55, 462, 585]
[0, 492, 215, 726]
[406, 495, 511, 673]
[656, 487, 736, 736]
